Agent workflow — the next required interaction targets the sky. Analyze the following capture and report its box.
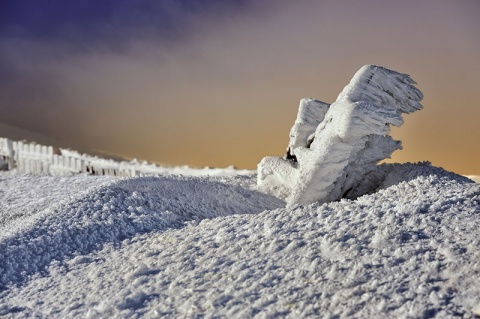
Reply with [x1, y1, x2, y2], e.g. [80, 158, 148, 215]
[1, 0, 479, 174]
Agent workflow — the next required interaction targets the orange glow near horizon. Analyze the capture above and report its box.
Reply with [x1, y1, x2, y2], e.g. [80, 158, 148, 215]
[1, 0, 479, 174]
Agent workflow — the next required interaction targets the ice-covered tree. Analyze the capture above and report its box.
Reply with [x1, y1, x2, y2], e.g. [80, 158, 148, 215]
[258, 65, 423, 207]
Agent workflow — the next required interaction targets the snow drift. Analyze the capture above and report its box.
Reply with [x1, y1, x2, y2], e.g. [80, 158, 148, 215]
[258, 65, 424, 207]
[0, 163, 479, 318]
[0, 175, 284, 290]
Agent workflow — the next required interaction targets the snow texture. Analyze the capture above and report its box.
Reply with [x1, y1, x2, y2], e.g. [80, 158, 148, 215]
[258, 65, 424, 207]
[0, 162, 479, 318]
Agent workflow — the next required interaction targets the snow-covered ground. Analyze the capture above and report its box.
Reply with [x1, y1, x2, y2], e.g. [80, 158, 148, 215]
[0, 162, 479, 318]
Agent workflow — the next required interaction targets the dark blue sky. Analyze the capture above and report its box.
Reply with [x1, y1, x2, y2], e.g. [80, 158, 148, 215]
[1, 0, 249, 47]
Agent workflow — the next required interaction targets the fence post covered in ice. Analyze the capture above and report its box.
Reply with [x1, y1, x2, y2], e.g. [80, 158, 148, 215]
[0, 138, 15, 170]
[0, 136, 172, 177]
[257, 65, 423, 208]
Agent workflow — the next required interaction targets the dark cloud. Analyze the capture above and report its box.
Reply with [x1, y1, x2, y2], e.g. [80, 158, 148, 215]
[1, 0, 251, 44]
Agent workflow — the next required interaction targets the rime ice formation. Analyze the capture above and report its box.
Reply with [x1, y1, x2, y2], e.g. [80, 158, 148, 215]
[0, 137, 250, 177]
[0, 137, 138, 176]
[258, 65, 423, 207]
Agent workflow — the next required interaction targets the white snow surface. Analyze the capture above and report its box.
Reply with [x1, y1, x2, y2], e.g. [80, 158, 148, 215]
[1, 163, 480, 318]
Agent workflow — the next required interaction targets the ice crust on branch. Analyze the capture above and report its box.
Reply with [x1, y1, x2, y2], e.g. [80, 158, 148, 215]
[258, 65, 423, 207]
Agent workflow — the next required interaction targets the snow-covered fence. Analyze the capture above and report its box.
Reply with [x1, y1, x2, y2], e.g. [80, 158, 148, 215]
[12, 140, 55, 175]
[83, 158, 135, 177]
[0, 138, 15, 170]
[49, 154, 83, 176]
[0, 137, 146, 177]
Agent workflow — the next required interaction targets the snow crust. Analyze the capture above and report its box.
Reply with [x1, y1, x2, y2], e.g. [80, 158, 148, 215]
[1, 162, 479, 318]
[258, 65, 424, 207]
